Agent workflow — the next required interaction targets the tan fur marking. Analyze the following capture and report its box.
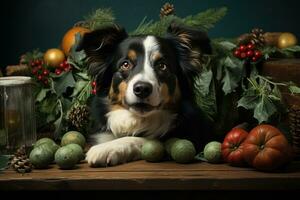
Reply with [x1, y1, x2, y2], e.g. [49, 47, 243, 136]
[128, 50, 137, 61]
[109, 81, 128, 106]
[152, 51, 162, 61]
[160, 79, 181, 110]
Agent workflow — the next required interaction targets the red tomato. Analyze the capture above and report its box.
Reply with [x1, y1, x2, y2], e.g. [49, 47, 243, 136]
[242, 124, 293, 171]
[222, 128, 248, 166]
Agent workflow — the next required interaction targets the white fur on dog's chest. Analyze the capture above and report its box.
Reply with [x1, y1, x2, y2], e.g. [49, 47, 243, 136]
[106, 109, 176, 138]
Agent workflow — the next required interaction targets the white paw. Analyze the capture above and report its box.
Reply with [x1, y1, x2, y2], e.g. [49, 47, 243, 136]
[86, 137, 146, 167]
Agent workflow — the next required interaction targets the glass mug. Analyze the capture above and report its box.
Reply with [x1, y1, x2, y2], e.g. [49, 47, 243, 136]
[0, 76, 36, 154]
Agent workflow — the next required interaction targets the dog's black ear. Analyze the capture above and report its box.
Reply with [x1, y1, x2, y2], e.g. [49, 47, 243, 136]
[167, 23, 212, 72]
[77, 25, 128, 86]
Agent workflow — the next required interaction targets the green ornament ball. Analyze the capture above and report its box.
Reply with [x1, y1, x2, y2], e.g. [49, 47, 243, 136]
[141, 140, 165, 162]
[65, 143, 85, 162]
[61, 131, 86, 149]
[34, 138, 56, 148]
[203, 141, 222, 163]
[164, 137, 180, 155]
[170, 139, 196, 163]
[55, 146, 78, 169]
[29, 146, 54, 169]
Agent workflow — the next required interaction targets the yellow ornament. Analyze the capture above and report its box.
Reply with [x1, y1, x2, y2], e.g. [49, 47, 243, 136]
[277, 32, 298, 49]
[43, 48, 65, 67]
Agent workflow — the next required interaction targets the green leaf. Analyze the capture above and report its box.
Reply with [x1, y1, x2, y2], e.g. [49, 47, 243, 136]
[53, 72, 76, 97]
[237, 92, 260, 110]
[221, 57, 244, 95]
[289, 85, 300, 94]
[75, 72, 90, 81]
[254, 96, 277, 123]
[218, 41, 236, 51]
[84, 8, 115, 30]
[194, 69, 217, 121]
[283, 45, 300, 52]
[71, 80, 89, 97]
[40, 95, 58, 114]
[36, 88, 51, 102]
[53, 99, 64, 138]
[195, 70, 213, 96]
[0, 155, 11, 171]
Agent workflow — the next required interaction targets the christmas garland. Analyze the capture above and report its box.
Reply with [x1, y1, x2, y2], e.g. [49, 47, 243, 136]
[5, 3, 300, 139]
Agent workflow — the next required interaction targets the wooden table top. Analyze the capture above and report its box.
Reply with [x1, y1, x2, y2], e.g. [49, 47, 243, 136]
[1, 160, 300, 191]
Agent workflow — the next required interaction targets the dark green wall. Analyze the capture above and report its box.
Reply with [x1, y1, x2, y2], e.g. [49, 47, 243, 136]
[1, 0, 299, 69]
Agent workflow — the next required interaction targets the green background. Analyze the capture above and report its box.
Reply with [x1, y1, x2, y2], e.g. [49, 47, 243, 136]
[1, 0, 299, 70]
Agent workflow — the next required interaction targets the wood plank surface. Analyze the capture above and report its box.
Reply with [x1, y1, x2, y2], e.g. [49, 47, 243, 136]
[1, 160, 300, 190]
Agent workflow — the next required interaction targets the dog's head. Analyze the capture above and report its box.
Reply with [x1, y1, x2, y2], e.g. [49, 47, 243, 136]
[77, 24, 211, 116]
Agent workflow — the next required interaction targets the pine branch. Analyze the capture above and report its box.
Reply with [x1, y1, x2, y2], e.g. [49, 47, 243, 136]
[84, 8, 115, 30]
[182, 7, 228, 31]
[131, 15, 181, 36]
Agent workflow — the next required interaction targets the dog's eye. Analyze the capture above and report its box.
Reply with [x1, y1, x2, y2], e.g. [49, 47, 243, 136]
[120, 61, 132, 71]
[158, 63, 167, 71]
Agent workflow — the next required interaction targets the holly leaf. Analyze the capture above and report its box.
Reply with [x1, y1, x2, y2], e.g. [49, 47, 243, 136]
[289, 85, 300, 94]
[194, 69, 217, 121]
[36, 88, 51, 102]
[71, 80, 89, 97]
[254, 96, 277, 123]
[218, 41, 236, 51]
[76, 72, 90, 80]
[53, 71, 76, 97]
[0, 155, 11, 171]
[221, 57, 244, 95]
[40, 95, 58, 114]
[237, 91, 260, 110]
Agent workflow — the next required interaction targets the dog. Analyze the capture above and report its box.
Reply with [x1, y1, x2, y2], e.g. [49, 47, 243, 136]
[77, 23, 213, 167]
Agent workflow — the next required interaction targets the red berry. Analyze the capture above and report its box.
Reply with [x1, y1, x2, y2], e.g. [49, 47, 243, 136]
[35, 60, 40, 65]
[247, 43, 255, 50]
[252, 56, 258, 62]
[234, 50, 241, 58]
[240, 52, 247, 59]
[64, 66, 70, 72]
[246, 50, 254, 57]
[92, 89, 97, 95]
[55, 69, 62, 75]
[37, 65, 43, 70]
[32, 68, 38, 75]
[63, 60, 68, 65]
[31, 62, 36, 67]
[92, 81, 97, 87]
[59, 63, 64, 68]
[254, 50, 262, 58]
[37, 75, 43, 80]
[43, 79, 49, 85]
[239, 45, 247, 52]
[43, 69, 49, 76]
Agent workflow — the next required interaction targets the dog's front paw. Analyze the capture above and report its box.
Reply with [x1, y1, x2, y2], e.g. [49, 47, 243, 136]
[86, 137, 146, 167]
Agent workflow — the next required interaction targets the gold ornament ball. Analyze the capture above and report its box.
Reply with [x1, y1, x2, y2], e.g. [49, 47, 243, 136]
[43, 48, 65, 67]
[278, 32, 298, 49]
[61, 27, 90, 56]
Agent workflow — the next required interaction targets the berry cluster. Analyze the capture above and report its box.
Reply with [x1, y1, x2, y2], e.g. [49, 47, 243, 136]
[91, 81, 97, 95]
[233, 43, 262, 62]
[31, 60, 50, 85]
[55, 60, 72, 75]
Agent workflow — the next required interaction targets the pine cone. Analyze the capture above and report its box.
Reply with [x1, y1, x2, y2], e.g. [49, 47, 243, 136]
[10, 146, 32, 173]
[289, 105, 300, 158]
[160, 3, 175, 18]
[68, 105, 90, 131]
[250, 28, 265, 47]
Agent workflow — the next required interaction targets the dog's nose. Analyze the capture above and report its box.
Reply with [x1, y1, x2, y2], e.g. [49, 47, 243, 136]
[133, 82, 153, 99]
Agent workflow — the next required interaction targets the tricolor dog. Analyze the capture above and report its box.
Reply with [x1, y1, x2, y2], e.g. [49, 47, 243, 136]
[77, 23, 212, 167]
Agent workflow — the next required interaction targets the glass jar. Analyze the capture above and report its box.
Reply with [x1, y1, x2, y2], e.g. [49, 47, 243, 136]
[0, 76, 36, 154]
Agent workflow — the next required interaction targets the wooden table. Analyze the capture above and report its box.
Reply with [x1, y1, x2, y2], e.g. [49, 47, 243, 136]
[1, 160, 300, 191]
